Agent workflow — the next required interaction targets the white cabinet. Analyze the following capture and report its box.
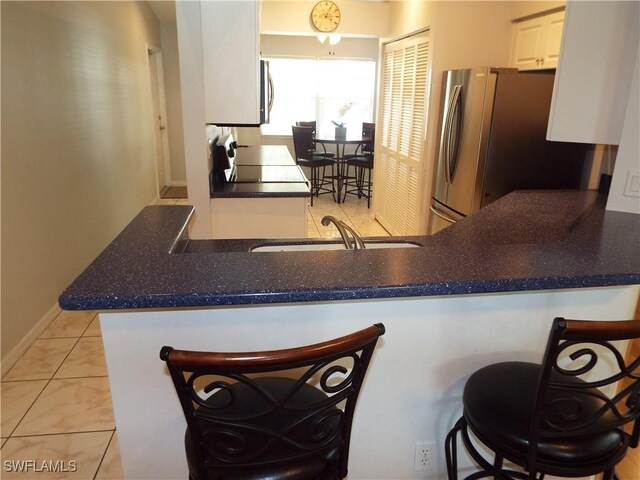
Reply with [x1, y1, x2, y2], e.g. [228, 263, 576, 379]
[511, 10, 564, 70]
[200, 1, 261, 125]
[547, 1, 639, 145]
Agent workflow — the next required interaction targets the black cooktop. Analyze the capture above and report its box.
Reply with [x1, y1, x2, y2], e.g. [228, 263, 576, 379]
[230, 165, 306, 183]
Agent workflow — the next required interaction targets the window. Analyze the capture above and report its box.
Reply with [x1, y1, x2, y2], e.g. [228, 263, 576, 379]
[261, 57, 376, 136]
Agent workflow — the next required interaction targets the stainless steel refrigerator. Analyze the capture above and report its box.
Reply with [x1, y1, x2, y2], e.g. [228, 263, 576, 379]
[429, 67, 591, 234]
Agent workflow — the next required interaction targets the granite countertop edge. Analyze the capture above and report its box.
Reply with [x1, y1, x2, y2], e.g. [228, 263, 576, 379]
[59, 190, 640, 311]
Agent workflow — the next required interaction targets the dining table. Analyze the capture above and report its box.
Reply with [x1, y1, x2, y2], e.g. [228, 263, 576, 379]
[313, 130, 372, 203]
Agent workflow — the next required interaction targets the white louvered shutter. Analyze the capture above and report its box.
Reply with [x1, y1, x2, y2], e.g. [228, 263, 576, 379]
[374, 32, 430, 235]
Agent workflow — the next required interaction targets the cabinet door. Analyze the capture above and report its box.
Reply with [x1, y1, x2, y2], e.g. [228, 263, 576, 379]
[375, 32, 429, 235]
[200, 1, 260, 125]
[540, 11, 565, 69]
[547, 1, 639, 144]
[511, 10, 564, 71]
[512, 17, 546, 70]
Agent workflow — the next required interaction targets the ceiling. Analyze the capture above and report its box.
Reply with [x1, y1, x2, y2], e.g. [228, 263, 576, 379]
[147, 1, 176, 23]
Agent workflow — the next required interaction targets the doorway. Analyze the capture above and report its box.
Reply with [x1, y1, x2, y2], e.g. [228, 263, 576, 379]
[147, 45, 172, 198]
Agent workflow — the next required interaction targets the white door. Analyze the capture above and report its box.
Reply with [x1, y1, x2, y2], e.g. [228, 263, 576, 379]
[147, 47, 170, 195]
[375, 31, 430, 235]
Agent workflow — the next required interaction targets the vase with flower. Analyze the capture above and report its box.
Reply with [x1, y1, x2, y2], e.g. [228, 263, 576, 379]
[332, 101, 353, 138]
[332, 121, 347, 139]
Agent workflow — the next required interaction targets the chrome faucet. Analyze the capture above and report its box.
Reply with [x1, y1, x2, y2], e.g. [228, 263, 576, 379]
[320, 215, 366, 250]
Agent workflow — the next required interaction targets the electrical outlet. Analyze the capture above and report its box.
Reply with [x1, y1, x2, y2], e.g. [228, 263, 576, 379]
[623, 169, 640, 198]
[414, 441, 436, 471]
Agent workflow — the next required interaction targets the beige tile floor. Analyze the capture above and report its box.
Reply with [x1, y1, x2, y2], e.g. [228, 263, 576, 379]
[305, 194, 389, 239]
[1, 311, 122, 479]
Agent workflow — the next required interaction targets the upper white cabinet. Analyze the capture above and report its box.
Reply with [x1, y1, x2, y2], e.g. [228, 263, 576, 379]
[511, 10, 565, 70]
[200, 1, 261, 125]
[547, 1, 639, 145]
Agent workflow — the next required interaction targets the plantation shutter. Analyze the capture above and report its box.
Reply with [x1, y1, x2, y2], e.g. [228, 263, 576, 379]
[374, 32, 430, 235]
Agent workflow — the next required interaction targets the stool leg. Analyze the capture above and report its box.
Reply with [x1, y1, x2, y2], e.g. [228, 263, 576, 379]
[366, 167, 372, 208]
[341, 164, 349, 203]
[310, 166, 316, 206]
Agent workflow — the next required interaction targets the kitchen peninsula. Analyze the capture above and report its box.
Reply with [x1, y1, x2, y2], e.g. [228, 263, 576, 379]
[59, 190, 640, 480]
[210, 144, 309, 238]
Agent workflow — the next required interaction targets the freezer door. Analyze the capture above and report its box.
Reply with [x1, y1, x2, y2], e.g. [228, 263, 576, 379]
[436, 68, 497, 216]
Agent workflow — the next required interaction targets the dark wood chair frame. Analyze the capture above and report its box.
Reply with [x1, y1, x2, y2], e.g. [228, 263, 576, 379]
[295, 121, 335, 159]
[161, 323, 385, 480]
[342, 122, 375, 208]
[445, 317, 640, 480]
[292, 125, 336, 206]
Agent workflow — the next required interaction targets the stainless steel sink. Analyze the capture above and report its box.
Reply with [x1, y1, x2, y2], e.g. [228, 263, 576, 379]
[250, 241, 421, 252]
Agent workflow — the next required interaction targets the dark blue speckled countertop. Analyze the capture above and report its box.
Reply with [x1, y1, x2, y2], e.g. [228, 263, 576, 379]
[59, 190, 640, 310]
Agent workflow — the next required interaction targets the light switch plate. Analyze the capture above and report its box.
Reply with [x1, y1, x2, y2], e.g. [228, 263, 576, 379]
[623, 169, 640, 198]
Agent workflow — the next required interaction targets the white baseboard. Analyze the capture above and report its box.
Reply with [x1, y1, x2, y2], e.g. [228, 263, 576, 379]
[1, 303, 61, 377]
[171, 181, 187, 187]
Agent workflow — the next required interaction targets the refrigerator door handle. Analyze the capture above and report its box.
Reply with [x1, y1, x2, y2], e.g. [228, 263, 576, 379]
[429, 204, 457, 224]
[443, 84, 462, 184]
[447, 85, 463, 182]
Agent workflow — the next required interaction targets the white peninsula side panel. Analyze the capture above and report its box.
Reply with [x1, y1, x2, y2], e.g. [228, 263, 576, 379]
[210, 197, 307, 239]
[100, 285, 639, 480]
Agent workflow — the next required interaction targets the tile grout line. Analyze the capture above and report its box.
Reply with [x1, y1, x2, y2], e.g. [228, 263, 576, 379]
[93, 429, 116, 480]
[8, 429, 116, 439]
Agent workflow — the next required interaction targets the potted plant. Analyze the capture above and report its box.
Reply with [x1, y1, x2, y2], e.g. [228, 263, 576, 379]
[332, 120, 347, 139]
[332, 101, 353, 138]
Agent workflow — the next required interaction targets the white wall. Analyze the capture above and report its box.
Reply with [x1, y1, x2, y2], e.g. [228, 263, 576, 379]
[509, 0, 565, 19]
[261, 0, 389, 37]
[261, 33, 379, 59]
[1, 1, 161, 360]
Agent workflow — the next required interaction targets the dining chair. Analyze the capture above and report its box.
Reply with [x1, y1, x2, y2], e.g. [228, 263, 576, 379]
[160, 323, 386, 480]
[292, 125, 336, 206]
[296, 121, 335, 159]
[342, 123, 375, 207]
[445, 317, 640, 480]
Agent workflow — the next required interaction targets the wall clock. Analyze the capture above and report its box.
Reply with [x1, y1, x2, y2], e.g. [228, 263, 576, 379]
[311, 1, 341, 33]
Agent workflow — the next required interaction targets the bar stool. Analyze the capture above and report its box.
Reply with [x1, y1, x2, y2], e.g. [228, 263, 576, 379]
[292, 125, 336, 205]
[445, 317, 640, 480]
[342, 123, 374, 207]
[161, 323, 385, 480]
[296, 121, 335, 159]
